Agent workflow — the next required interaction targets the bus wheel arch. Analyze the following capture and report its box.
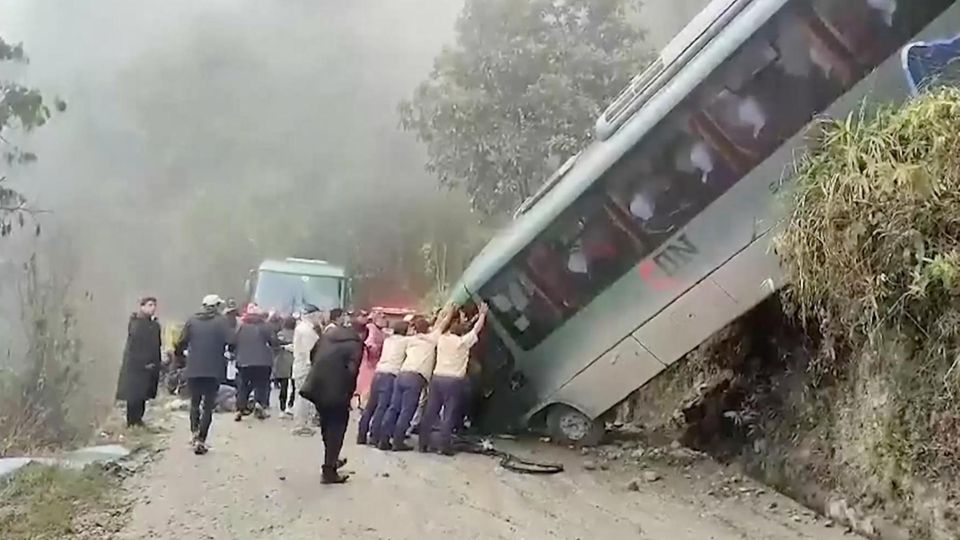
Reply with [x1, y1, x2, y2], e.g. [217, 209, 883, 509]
[545, 403, 604, 447]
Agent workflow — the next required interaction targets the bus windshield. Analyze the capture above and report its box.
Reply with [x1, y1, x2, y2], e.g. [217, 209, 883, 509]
[253, 271, 343, 313]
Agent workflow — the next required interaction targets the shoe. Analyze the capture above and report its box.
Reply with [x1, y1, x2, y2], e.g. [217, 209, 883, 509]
[439, 448, 456, 457]
[356, 435, 367, 445]
[321, 465, 349, 484]
[234, 412, 243, 422]
[254, 404, 268, 420]
[392, 443, 413, 452]
[193, 441, 209, 455]
[336, 458, 348, 469]
[376, 441, 392, 451]
[280, 410, 294, 420]
[417, 445, 429, 453]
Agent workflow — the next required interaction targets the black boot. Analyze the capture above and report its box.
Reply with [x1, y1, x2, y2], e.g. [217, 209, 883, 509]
[321, 465, 349, 484]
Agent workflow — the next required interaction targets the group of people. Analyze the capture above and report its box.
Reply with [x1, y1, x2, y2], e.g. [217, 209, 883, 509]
[115, 293, 489, 485]
[356, 303, 488, 455]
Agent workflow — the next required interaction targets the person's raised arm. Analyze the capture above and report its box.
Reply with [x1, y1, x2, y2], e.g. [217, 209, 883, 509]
[472, 303, 489, 335]
[432, 303, 457, 333]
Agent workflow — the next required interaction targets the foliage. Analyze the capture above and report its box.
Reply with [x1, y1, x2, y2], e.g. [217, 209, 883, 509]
[399, 0, 651, 215]
[0, 464, 117, 540]
[775, 88, 960, 486]
[0, 256, 86, 454]
[0, 36, 64, 237]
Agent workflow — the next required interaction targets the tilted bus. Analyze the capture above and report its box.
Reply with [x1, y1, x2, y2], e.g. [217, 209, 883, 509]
[450, 0, 959, 445]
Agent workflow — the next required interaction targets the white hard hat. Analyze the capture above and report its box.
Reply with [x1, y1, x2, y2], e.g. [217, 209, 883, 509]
[202, 294, 224, 307]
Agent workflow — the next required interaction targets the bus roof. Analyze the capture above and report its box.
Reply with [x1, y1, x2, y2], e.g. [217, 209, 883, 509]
[450, 0, 782, 301]
[258, 258, 347, 279]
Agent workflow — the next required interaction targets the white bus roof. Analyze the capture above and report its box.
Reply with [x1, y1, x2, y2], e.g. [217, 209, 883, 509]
[450, 0, 785, 303]
[258, 258, 347, 279]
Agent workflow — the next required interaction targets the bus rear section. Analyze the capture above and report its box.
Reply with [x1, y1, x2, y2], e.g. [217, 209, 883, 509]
[465, 0, 959, 445]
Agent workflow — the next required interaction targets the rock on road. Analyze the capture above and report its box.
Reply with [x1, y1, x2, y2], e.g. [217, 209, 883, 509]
[118, 410, 854, 540]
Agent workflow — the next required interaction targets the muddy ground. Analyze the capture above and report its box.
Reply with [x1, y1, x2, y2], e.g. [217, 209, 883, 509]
[114, 406, 856, 540]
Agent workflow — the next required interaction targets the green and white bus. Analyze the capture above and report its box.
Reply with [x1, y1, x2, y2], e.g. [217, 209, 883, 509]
[451, 0, 959, 445]
[247, 258, 350, 316]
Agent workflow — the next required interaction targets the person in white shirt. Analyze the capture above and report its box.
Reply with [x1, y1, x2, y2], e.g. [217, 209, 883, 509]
[356, 320, 410, 445]
[376, 306, 455, 451]
[417, 304, 488, 454]
[291, 305, 322, 436]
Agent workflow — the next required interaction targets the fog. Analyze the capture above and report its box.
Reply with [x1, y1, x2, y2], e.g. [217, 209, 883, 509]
[0, 0, 464, 347]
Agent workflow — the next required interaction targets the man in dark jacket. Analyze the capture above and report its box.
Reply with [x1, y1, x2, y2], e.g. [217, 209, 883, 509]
[116, 297, 162, 428]
[300, 319, 364, 484]
[234, 304, 279, 421]
[174, 294, 235, 455]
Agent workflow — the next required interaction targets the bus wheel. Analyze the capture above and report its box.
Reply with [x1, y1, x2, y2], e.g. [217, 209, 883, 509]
[547, 405, 603, 447]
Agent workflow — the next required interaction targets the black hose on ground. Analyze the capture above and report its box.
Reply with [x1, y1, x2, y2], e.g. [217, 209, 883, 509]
[453, 436, 564, 475]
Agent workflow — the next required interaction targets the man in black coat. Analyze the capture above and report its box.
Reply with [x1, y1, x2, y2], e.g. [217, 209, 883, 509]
[300, 319, 364, 484]
[116, 297, 162, 428]
[175, 294, 235, 455]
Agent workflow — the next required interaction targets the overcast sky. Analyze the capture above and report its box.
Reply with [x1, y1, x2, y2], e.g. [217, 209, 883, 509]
[0, 0, 462, 313]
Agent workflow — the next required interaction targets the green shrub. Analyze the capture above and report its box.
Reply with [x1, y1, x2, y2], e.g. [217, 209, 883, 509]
[776, 88, 960, 483]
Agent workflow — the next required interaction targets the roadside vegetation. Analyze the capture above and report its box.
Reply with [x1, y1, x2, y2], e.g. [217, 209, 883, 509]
[773, 88, 960, 538]
[0, 464, 121, 540]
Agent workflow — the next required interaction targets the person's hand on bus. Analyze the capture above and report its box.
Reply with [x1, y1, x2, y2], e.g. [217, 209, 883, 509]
[471, 302, 490, 335]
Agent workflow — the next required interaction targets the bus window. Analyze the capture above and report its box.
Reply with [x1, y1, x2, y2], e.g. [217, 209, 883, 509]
[485, 193, 640, 350]
[555, 193, 639, 300]
[526, 240, 581, 313]
[482, 267, 561, 350]
[813, 0, 954, 68]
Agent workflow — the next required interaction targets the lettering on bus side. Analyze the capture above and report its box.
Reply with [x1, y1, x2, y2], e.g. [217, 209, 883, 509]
[637, 234, 699, 289]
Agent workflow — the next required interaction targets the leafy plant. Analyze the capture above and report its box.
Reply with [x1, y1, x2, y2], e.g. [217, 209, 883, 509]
[1, 36, 64, 238]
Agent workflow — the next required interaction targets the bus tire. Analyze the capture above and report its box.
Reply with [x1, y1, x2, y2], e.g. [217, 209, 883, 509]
[546, 405, 603, 447]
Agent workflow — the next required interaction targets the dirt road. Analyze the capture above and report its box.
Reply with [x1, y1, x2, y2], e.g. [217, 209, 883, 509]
[118, 410, 854, 540]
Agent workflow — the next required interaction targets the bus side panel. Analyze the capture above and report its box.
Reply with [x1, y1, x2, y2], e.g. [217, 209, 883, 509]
[632, 276, 740, 366]
[708, 231, 784, 309]
[544, 336, 665, 420]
